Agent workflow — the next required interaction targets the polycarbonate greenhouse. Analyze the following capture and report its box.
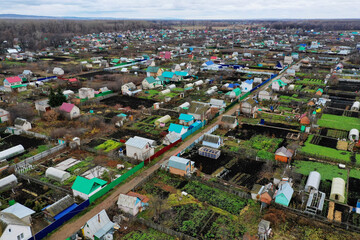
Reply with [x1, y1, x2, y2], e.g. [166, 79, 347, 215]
[198, 147, 221, 159]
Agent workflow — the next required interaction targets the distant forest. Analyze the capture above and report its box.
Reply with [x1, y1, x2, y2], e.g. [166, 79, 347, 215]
[0, 19, 360, 51]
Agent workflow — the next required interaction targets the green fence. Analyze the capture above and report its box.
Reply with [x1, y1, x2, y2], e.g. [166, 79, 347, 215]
[89, 161, 144, 203]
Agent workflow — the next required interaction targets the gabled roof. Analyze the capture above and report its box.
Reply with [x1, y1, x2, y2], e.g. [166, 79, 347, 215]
[164, 132, 181, 143]
[275, 146, 293, 158]
[2, 203, 35, 219]
[145, 76, 157, 84]
[0, 212, 29, 234]
[174, 71, 188, 77]
[244, 79, 254, 85]
[125, 136, 155, 149]
[162, 71, 174, 78]
[221, 115, 237, 124]
[188, 102, 210, 115]
[85, 209, 114, 238]
[274, 79, 287, 87]
[59, 102, 75, 113]
[71, 176, 107, 195]
[168, 123, 188, 134]
[275, 182, 294, 201]
[14, 118, 28, 126]
[203, 133, 221, 144]
[210, 98, 225, 107]
[179, 113, 194, 122]
[127, 191, 149, 203]
[5, 76, 22, 83]
[117, 194, 139, 208]
[146, 66, 159, 73]
[168, 156, 190, 171]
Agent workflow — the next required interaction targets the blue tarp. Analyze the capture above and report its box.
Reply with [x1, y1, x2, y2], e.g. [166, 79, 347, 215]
[54, 204, 78, 220]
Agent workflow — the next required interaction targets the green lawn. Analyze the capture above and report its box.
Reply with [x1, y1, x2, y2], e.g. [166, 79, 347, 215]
[317, 114, 360, 131]
[293, 161, 348, 181]
[301, 135, 360, 163]
[95, 140, 122, 152]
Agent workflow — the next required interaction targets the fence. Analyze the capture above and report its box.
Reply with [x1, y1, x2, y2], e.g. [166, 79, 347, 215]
[144, 139, 182, 164]
[181, 120, 206, 140]
[15, 144, 66, 171]
[22, 130, 49, 140]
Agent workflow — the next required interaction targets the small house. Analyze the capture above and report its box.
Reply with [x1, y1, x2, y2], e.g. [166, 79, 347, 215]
[142, 76, 162, 89]
[315, 88, 323, 96]
[174, 71, 189, 81]
[220, 115, 238, 129]
[179, 113, 195, 126]
[72, 176, 107, 200]
[0, 212, 32, 240]
[0, 109, 10, 123]
[1, 203, 35, 225]
[275, 147, 293, 163]
[330, 178, 346, 203]
[284, 56, 293, 65]
[168, 123, 188, 135]
[300, 116, 311, 125]
[241, 79, 253, 93]
[125, 136, 155, 161]
[163, 132, 181, 146]
[275, 182, 294, 206]
[209, 99, 226, 109]
[259, 183, 275, 206]
[79, 88, 95, 99]
[168, 156, 194, 176]
[45, 167, 71, 182]
[3, 76, 26, 92]
[258, 88, 273, 101]
[117, 193, 149, 216]
[202, 134, 222, 149]
[82, 209, 114, 240]
[162, 71, 175, 82]
[272, 79, 287, 91]
[305, 171, 321, 192]
[146, 66, 162, 77]
[43, 195, 77, 222]
[240, 99, 257, 116]
[35, 99, 51, 113]
[59, 103, 80, 119]
[14, 118, 31, 131]
[187, 102, 210, 121]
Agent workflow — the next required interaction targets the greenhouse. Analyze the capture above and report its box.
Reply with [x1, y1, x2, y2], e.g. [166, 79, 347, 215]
[198, 147, 221, 159]
[0, 174, 17, 190]
[305, 171, 321, 192]
[0, 145, 25, 161]
[45, 167, 71, 182]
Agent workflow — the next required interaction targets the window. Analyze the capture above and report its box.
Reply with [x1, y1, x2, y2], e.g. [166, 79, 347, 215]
[17, 233, 24, 240]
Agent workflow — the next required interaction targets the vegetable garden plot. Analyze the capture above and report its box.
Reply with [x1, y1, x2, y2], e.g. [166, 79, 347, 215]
[100, 95, 156, 108]
[348, 177, 360, 206]
[319, 128, 348, 139]
[0, 134, 45, 151]
[329, 82, 360, 92]
[311, 135, 338, 149]
[328, 99, 354, 109]
[109, 128, 163, 142]
[225, 124, 298, 140]
[86, 138, 106, 148]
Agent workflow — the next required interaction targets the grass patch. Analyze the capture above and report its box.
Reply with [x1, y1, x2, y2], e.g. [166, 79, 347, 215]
[293, 160, 348, 181]
[317, 114, 360, 131]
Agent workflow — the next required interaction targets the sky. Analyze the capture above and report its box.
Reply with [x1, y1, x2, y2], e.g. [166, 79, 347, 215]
[0, 0, 359, 19]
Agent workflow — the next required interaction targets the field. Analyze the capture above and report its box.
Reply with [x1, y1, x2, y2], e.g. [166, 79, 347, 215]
[293, 161, 348, 181]
[317, 114, 360, 131]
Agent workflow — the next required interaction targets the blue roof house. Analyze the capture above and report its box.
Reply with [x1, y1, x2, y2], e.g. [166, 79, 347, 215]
[179, 113, 195, 126]
[275, 182, 294, 207]
[168, 123, 188, 135]
[162, 71, 175, 81]
[241, 79, 254, 93]
[202, 133, 223, 149]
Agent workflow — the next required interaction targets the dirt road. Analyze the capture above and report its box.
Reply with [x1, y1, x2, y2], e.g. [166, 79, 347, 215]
[49, 64, 296, 239]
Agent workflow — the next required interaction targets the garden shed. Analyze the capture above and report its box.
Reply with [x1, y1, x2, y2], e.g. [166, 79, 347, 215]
[155, 115, 171, 126]
[305, 171, 321, 192]
[349, 129, 359, 141]
[0, 174, 17, 190]
[330, 177, 346, 203]
[275, 182, 294, 206]
[45, 167, 71, 182]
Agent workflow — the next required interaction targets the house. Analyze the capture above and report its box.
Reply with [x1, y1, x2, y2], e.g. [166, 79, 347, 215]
[43, 195, 77, 222]
[305, 171, 321, 192]
[202, 134, 222, 149]
[121, 82, 137, 95]
[34, 99, 51, 114]
[258, 88, 273, 101]
[3, 76, 26, 92]
[14, 118, 31, 131]
[146, 66, 162, 77]
[179, 113, 195, 126]
[171, 64, 181, 72]
[275, 147, 293, 163]
[125, 136, 155, 161]
[241, 79, 253, 93]
[59, 103, 80, 119]
[79, 88, 95, 99]
[240, 99, 257, 116]
[142, 76, 162, 89]
[259, 183, 275, 206]
[168, 156, 194, 176]
[275, 182, 294, 206]
[220, 115, 238, 129]
[168, 123, 188, 135]
[0, 212, 32, 240]
[1, 203, 35, 225]
[174, 71, 189, 81]
[330, 178, 346, 203]
[272, 79, 287, 91]
[315, 88, 323, 96]
[82, 209, 115, 240]
[159, 51, 171, 60]
[162, 71, 175, 82]
[187, 102, 210, 121]
[0, 109, 10, 123]
[209, 99, 226, 109]
[72, 176, 107, 200]
[225, 88, 241, 99]
[258, 219, 271, 240]
[53, 67, 64, 75]
[163, 132, 181, 146]
[117, 193, 149, 216]
[284, 56, 293, 65]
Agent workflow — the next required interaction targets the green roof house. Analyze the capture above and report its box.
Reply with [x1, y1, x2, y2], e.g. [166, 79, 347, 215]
[142, 76, 163, 89]
[71, 176, 107, 200]
[272, 79, 287, 91]
[146, 66, 163, 77]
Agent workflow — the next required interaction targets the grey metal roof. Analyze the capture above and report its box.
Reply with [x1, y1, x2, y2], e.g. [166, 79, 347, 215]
[221, 115, 237, 124]
[2, 203, 35, 219]
[203, 133, 220, 144]
[125, 136, 155, 149]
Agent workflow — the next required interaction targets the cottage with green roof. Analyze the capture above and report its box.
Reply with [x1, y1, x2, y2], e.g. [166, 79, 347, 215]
[272, 79, 287, 91]
[142, 76, 163, 89]
[71, 176, 107, 200]
[146, 66, 163, 77]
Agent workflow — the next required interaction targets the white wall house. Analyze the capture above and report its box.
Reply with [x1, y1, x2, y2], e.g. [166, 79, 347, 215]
[79, 88, 95, 99]
[82, 209, 114, 240]
[71, 176, 107, 200]
[1, 203, 35, 225]
[0, 212, 32, 240]
[125, 136, 155, 161]
[14, 118, 32, 131]
[59, 103, 80, 120]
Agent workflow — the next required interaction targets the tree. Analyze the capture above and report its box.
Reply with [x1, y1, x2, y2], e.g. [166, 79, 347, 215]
[42, 109, 59, 122]
[48, 88, 66, 107]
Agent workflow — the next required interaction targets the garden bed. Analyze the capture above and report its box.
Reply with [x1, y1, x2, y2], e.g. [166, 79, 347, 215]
[318, 114, 360, 131]
[100, 95, 156, 108]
